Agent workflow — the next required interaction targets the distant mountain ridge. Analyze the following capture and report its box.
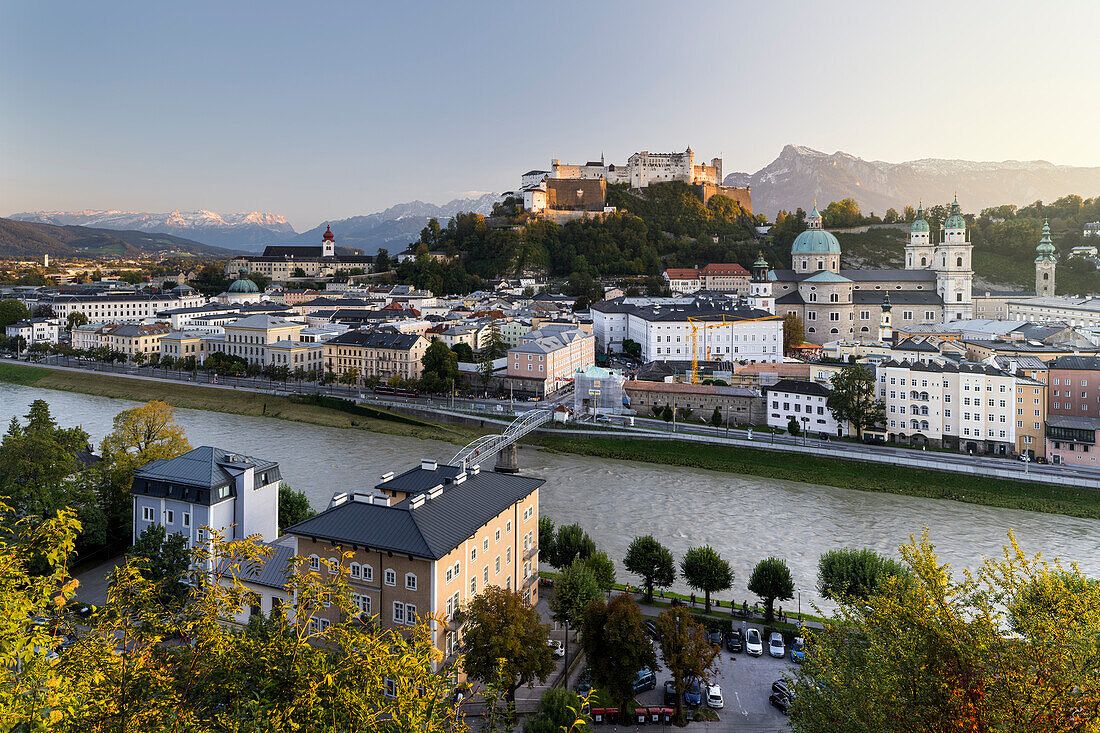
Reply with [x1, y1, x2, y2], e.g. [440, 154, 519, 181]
[0, 218, 240, 259]
[725, 145, 1100, 218]
[9, 209, 294, 249]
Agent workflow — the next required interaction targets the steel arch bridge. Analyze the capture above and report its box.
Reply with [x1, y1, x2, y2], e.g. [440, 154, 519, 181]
[449, 409, 552, 468]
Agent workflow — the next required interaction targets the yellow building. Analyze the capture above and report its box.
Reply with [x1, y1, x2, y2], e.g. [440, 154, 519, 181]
[1015, 377, 1047, 460]
[220, 315, 305, 365]
[323, 330, 429, 383]
[99, 323, 172, 356]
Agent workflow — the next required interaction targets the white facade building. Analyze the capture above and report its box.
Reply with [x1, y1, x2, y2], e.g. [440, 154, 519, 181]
[764, 379, 845, 436]
[49, 292, 205, 323]
[5, 318, 60, 345]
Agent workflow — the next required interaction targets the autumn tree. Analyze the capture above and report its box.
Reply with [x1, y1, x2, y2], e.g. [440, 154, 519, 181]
[748, 556, 795, 622]
[783, 312, 805, 353]
[792, 531, 1100, 733]
[680, 545, 733, 612]
[827, 364, 885, 438]
[655, 605, 719, 724]
[623, 535, 675, 602]
[461, 585, 554, 705]
[581, 593, 657, 714]
[127, 523, 190, 606]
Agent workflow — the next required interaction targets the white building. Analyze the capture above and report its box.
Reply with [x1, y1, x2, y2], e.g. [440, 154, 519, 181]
[591, 295, 783, 364]
[49, 291, 205, 323]
[877, 360, 1016, 454]
[764, 379, 845, 436]
[5, 318, 60, 345]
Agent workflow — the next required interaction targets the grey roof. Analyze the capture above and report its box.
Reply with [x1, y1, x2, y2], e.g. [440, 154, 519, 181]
[894, 337, 941, 352]
[326, 330, 423, 349]
[841, 269, 937, 282]
[221, 543, 296, 590]
[1050, 355, 1100, 370]
[134, 446, 280, 490]
[763, 379, 830, 397]
[226, 314, 302, 330]
[878, 359, 1010, 376]
[991, 355, 1049, 372]
[1046, 414, 1100, 431]
[964, 339, 1094, 354]
[853, 290, 942, 305]
[287, 465, 543, 559]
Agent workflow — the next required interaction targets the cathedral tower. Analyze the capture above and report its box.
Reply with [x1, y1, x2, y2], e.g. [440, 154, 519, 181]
[934, 196, 973, 321]
[905, 202, 934, 270]
[1035, 219, 1056, 296]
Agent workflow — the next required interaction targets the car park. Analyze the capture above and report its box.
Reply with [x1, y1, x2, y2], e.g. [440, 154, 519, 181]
[706, 684, 724, 709]
[683, 678, 703, 707]
[790, 636, 805, 663]
[725, 628, 744, 653]
[632, 668, 657, 693]
[768, 632, 786, 658]
[745, 627, 764, 656]
[644, 619, 661, 639]
[663, 681, 678, 706]
[769, 692, 790, 714]
[707, 628, 723, 648]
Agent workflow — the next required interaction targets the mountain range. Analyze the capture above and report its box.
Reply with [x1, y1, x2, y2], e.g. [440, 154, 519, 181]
[725, 145, 1100, 218]
[0, 218, 240, 259]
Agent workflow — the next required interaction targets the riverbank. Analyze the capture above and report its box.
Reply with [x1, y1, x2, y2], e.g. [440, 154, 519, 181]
[535, 436, 1100, 520]
[0, 362, 479, 445]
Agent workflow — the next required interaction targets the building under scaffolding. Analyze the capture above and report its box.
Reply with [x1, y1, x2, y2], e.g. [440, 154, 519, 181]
[573, 365, 627, 416]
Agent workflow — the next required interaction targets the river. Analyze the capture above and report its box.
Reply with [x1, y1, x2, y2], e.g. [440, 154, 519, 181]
[5, 384, 1099, 611]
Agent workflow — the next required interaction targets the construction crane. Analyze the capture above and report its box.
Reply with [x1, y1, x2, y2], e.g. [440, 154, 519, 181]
[688, 314, 781, 384]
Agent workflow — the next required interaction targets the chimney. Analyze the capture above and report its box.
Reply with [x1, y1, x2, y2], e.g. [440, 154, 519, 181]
[470, 464, 481, 475]
[380, 471, 394, 483]
[410, 494, 426, 509]
[330, 492, 348, 508]
[421, 458, 438, 471]
[450, 472, 466, 485]
[429, 483, 445, 499]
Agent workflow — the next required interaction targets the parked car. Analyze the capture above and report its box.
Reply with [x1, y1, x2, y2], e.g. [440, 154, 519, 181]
[768, 631, 786, 658]
[644, 619, 661, 639]
[769, 692, 790, 714]
[632, 668, 656, 693]
[707, 628, 723, 648]
[547, 639, 564, 658]
[663, 681, 678, 706]
[745, 627, 763, 656]
[790, 636, 805, 663]
[706, 684, 724, 709]
[575, 667, 593, 697]
[683, 678, 703, 707]
[772, 679, 794, 700]
[725, 628, 744, 653]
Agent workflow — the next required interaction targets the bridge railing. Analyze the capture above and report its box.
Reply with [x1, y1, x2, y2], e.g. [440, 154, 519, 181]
[449, 409, 552, 467]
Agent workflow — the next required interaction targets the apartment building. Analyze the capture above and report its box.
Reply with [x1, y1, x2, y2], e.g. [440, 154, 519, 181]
[100, 323, 173, 357]
[1014, 377, 1047, 459]
[506, 327, 595, 394]
[763, 379, 846, 436]
[285, 460, 543, 671]
[877, 360, 1016, 454]
[160, 331, 211, 363]
[49, 291, 205, 322]
[218, 315, 305, 365]
[4, 318, 60, 345]
[1047, 355, 1100, 418]
[1045, 415, 1100, 466]
[322, 330, 429, 382]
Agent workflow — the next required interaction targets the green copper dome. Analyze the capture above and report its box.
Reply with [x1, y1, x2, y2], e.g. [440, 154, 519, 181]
[753, 252, 769, 268]
[911, 203, 930, 233]
[943, 196, 966, 230]
[1035, 219, 1056, 263]
[228, 278, 260, 294]
[791, 228, 841, 256]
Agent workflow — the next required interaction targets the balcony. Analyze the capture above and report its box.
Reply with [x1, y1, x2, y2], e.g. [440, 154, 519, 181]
[524, 545, 539, 562]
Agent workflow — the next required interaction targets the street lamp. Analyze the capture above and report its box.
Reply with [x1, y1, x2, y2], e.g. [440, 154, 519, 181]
[802, 416, 809, 446]
[796, 587, 813, 624]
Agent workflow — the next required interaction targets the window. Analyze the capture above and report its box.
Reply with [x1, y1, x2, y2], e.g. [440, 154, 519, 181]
[309, 555, 320, 572]
[470, 547, 477, 562]
[495, 528, 501, 542]
[506, 520, 512, 534]
[393, 602, 405, 624]
[363, 564, 373, 582]
[385, 569, 396, 586]
[405, 603, 417, 624]
[483, 567, 489, 586]
[470, 576, 477, 595]
[165, 510, 174, 524]
[350, 562, 361, 579]
[506, 547, 512, 564]
[328, 558, 338, 574]
[405, 573, 417, 591]
[495, 556, 501, 574]
[483, 538, 489, 553]
[182, 512, 190, 527]
[142, 506, 155, 522]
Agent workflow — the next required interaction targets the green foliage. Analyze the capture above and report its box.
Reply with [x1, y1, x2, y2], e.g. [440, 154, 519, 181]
[680, 545, 733, 612]
[462, 585, 554, 704]
[821, 198, 865, 228]
[783, 312, 805, 352]
[451, 342, 474, 363]
[827, 365, 884, 438]
[655, 605, 719, 724]
[550, 523, 596, 569]
[788, 416, 801, 436]
[581, 593, 657, 714]
[747, 556, 795, 622]
[0, 299, 30, 328]
[576, 551, 616, 593]
[661, 404, 673, 423]
[66, 311, 88, 331]
[549, 561, 602, 661]
[523, 687, 589, 733]
[817, 547, 909, 601]
[623, 535, 675, 602]
[710, 407, 722, 428]
[278, 483, 315, 533]
[538, 516, 556, 566]
[127, 523, 190, 606]
[621, 339, 641, 360]
[420, 340, 459, 393]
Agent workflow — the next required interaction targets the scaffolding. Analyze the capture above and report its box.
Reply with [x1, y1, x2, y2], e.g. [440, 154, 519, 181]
[573, 365, 627, 416]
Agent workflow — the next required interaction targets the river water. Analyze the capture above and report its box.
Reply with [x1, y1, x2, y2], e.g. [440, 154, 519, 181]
[5, 384, 1099, 612]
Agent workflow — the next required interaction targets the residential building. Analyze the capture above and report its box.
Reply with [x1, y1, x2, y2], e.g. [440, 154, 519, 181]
[218, 315, 306, 365]
[284, 460, 543, 671]
[660, 264, 751, 295]
[1045, 415, 1100, 466]
[5, 318, 60, 345]
[48, 291, 205, 322]
[624, 381, 765, 425]
[1047, 355, 1100, 418]
[506, 327, 594, 394]
[100, 323, 173, 357]
[159, 331, 212, 363]
[131, 446, 282, 560]
[1014, 376, 1047, 460]
[764, 379, 845, 436]
[322, 330, 429, 382]
[663, 268, 702, 294]
[265, 339, 324, 371]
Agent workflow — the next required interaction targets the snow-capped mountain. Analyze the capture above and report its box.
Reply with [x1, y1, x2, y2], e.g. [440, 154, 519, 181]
[725, 145, 1100, 218]
[8, 209, 295, 249]
[293, 193, 502, 254]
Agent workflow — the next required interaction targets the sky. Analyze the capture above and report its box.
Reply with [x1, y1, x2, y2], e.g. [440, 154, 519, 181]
[3, 0, 1099, 231]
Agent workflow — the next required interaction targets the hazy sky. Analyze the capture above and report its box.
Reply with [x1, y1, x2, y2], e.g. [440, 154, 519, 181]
[3, 0, 1099, 230]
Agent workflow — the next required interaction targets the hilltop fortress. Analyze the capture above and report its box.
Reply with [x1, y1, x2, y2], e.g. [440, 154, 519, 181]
[518, 148, 751, 219]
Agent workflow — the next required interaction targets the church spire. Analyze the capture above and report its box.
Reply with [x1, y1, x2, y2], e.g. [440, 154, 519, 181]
[1035, 219, 1056, 262]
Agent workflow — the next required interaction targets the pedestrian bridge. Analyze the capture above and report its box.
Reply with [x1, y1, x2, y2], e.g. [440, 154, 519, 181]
[449, 409, 553, 468]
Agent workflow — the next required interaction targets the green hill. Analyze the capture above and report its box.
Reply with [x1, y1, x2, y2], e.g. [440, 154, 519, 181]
[0, 218, 241, 259]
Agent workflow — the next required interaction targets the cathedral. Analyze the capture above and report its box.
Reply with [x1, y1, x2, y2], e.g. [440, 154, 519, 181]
[752, 199, 975, 341]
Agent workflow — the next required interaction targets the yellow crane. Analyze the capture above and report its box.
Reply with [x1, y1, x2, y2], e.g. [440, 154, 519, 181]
[688, 314, 782, 384]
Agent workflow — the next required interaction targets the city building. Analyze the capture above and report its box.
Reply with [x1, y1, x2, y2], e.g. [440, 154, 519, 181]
[131, 446, 282, 560]
[159, 331, 211, 364]
[284, 460, 543, 670]
[768, 200, 975, 340]
[100, 323, 173, 357]
[322, 330, 430, 383]
[1045, 415, 1100, 466]
[48, 291, 205, 323]
[662, 264, 751, 295]
[4, 317, 60, 345]
[218, 315, 306, 365]
[763, 379, 845, 436]
[226, 226, 376, 283]
[1047, 355, 1100, 418]
[506, 327, 594, 394]
[1035, 220, 1057, 297]
[624, 381, 765, 425]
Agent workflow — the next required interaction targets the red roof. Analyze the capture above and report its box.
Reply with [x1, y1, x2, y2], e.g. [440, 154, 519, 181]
[701, 263, 749, 276]
[322, 225, 335, 242]
[663, 268, 700, 280]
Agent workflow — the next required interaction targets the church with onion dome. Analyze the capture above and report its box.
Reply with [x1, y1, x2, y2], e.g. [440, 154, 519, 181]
[225, 225, 378, 284]
[764, 198, 974, 341]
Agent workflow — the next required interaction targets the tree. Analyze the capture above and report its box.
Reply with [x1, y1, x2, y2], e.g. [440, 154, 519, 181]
[817, 547, 909, 601]
[421, 340, 458, 390]
[97, 401, 192, 539]
[522, 687, 589, 733]
[788, 416, 801, 436]
[278, 483, 315, 533]
[538, 516, 556, 565]
[550, 523, 595, 569]
[827, 364, 886, 438]
[883, 208, 900, 224]
[374, 248, 391, 273]
[66, 311, 89, 331]
[783, 312, 805, 353]
[661, 404, 673, 424]
[548, 560, 602, 671]
[621, 339, 642, 360]
[623, 535, 675, 603]
[680, 545, 733, 612]
[710, 406, 722, 428]
[338, 367, 360, 386]
[581, 594, 657, 714]
[462, 585, 554, 705]
[482, 318, 509, 360]
[127, 523, 190, 606]
[0, 299, 30, 328]
[792, 531, 1100, 733]
[748, 556, 795, 622]
[577, 551, 615, 593]
[452, 342, 474, 363]
[131, 350, 148, 366]
[655, 605, 719, 724]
